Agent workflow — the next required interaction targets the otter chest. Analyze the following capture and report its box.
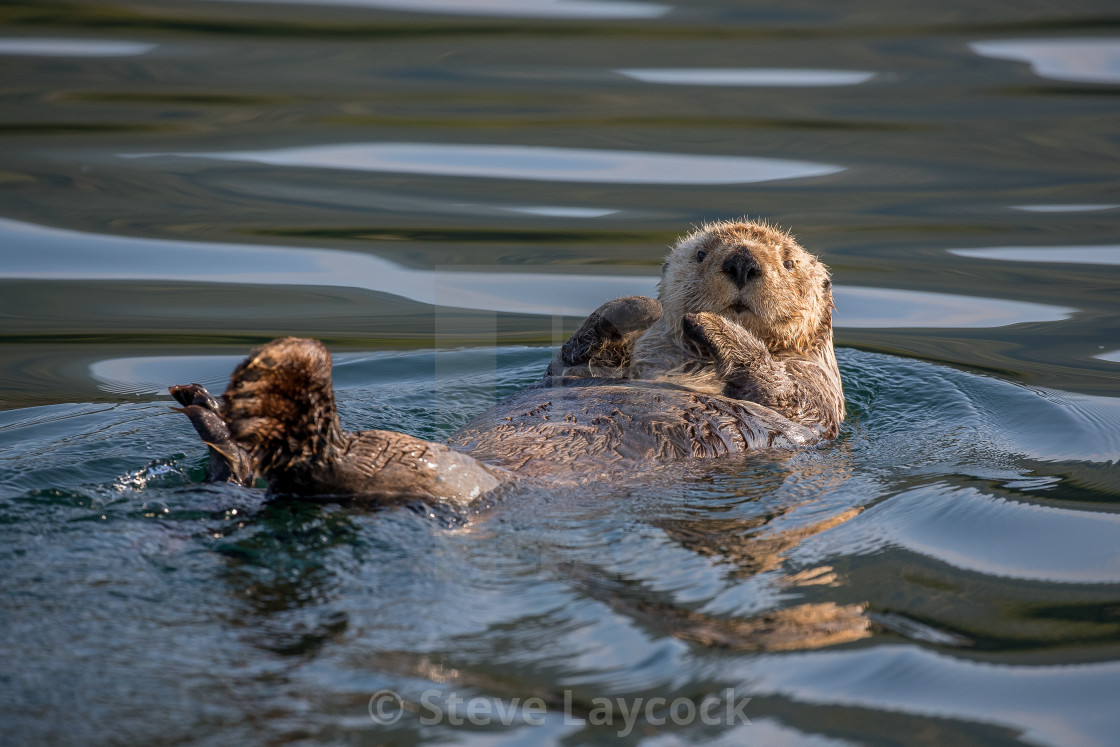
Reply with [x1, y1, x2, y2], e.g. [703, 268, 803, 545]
[445, 378, 820, 477]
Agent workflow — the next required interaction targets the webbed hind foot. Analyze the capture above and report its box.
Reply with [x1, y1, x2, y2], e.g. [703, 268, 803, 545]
[169, 383, 253, 486]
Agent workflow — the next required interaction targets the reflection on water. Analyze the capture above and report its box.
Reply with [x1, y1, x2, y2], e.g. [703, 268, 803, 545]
[616, 69, 877, 87]
[89, 354, 241, 395]
[745, 645, 1120, 747]
[1, 217, 1074, 325]
[0, 38, 156, 57]
[826, 486, 1120, 583]
[202, 0, 670, 19]
[1011, 204, 1119, 212]
[502, 206, 618, 218]
[5, 346, 1120, 744]
[129, 143, 844, 185]
[832, 285, 1072, 328]
[4, 0, 1120, 743]
[1, 216, 646, 316]
[971, 39, 1120, 85]
[950, 245, 1120, 266]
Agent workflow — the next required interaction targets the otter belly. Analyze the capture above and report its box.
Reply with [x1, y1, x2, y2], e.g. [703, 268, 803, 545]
[446, 377, 821, 477]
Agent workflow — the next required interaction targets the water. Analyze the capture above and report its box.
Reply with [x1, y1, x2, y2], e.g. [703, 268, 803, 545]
[1, 1, 1118, 743]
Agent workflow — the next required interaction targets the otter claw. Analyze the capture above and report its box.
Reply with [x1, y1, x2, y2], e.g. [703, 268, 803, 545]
[681, 313, 720, 359]
[169, 383, 222, 413]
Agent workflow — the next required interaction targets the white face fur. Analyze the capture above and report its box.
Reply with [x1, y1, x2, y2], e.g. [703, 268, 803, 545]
[658, 221, 834, 353]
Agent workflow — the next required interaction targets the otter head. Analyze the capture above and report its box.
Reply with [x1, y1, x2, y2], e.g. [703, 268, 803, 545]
[658, 220, 834, 353]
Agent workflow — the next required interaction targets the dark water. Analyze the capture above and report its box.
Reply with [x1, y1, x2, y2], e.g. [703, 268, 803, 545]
[2, 1, 1119, 744]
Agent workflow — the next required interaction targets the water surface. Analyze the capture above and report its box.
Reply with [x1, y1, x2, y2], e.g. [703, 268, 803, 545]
[1, 0, 1119, 744]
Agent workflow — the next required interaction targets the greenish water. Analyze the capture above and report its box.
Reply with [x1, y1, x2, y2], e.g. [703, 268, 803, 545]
[1, 1, 1119, 744]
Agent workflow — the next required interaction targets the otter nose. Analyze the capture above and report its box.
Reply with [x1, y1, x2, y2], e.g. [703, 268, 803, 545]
[721, 249, 762, 289]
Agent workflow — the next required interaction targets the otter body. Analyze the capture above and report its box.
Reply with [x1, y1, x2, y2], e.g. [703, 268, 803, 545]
[449, 377, 819, 479]
[171, 220, 844, 504]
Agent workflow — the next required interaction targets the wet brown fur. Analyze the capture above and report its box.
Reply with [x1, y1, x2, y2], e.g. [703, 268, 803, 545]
[170, 221, 843, 502]
[632, 220, 844, 438]
[224, 337, 345, 474]
[192, 338, 506, 502]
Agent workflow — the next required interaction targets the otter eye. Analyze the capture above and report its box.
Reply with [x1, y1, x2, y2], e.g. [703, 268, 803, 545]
[696, 250, 707, 262]
[783, 259, 795, 270]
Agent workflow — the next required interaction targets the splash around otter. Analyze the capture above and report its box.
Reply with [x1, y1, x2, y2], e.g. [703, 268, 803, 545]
[170, 220, 844, 503]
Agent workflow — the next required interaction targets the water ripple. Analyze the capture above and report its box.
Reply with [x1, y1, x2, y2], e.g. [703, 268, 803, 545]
[0, 38, 155, 57]
[0, 219, 1072, 326]
[201, 0, 670, 18]
[835, 285, 1072, 328]
[972, 39, 1120, 85]
[744, 644, 1120, 746]
[1011, 204, 1119, 213]
[616, 68, 876, 87]
[832, 485, 1120, 583]
[126, 143, 844, 185]
[950, 245, 1120, 266]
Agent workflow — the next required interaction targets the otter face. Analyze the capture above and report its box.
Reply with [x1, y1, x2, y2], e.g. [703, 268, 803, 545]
[658, 220, 833, 352]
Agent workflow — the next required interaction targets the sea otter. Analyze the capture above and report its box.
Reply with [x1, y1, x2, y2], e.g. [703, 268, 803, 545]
[170, 220, 843, 503]
[631, 219, 843, 440]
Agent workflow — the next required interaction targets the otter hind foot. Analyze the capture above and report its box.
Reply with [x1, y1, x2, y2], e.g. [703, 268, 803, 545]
[214, 337, 506, 504]
[169, 383, 253, 486]
[170, 382, 221, 412]
[549, 295, 662, 377]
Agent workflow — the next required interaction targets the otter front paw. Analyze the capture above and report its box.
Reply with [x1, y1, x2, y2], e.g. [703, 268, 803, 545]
[593, 295, 663, 338]
[549, 295, 662, 376]
[681, 312, 771, 371]
[681, 312, 719, 360]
